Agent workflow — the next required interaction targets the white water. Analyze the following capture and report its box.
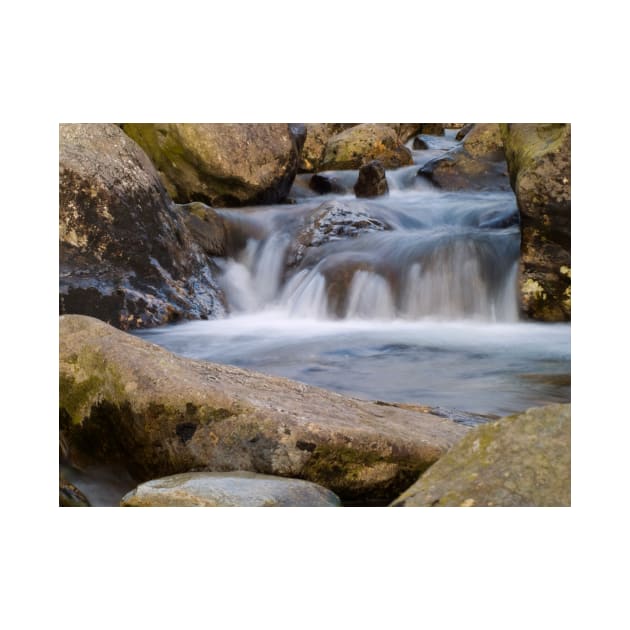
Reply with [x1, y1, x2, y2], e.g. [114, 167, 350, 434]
[136, 129, 570, 417]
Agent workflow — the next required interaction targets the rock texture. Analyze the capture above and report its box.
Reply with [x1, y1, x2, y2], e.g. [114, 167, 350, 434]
[354, 160, 389, 198]
[60, 315, 468, 502]
[418, 123, 510, 191]
[320, 124, 413, 170]
[59, 123, 225, 330]
[500, 123, 571, 321]
[121, 471, 341, 507]
[122, 123, 301, 207]
[299, 123, 357, 172]
[391, 404, 570, 507]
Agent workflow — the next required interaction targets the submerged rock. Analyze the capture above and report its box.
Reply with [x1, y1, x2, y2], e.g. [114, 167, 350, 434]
[500, 123, 571, 321]
[354, 160, 389, 198]
[59, 315, 468, 503]
[59, 123, 225, 330]
[391, 404, 570, 507]
[121, 471, 341, 507]
[122, 123, 301, 207]
[320, 124, 413, 170]
[418, 123, 510, 191]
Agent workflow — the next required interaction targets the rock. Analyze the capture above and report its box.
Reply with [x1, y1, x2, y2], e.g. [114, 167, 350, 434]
[175, 202, 227, 257]
[59, 315, 468, 502]
[383, 124, 423, 143]
[59, 473, 91, 507]
[391, 404, 570, 507]
[418, 123, 444, 136]
[444, 123, 467, 129]
[122, 123, 300, 207]
[412, 137, 429, 150]
[455, 123, 474, 141]
[120, 471, 341, 507]
[354, 160, 389, 198]
[59, 123, 225, 330]
[500, 124, 571, 321]
[320, 124, 413, 170]
[286, 200, 391, 268]
[309, 174, 347, 195]
[418, 123, 510, 191]
[299, 123, 357, 172]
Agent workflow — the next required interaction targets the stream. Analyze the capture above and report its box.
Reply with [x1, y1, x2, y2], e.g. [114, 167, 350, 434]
[136, 130, 570, 419]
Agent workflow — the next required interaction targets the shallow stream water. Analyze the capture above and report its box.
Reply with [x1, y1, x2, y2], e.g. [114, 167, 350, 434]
[136, 130, 570, 418]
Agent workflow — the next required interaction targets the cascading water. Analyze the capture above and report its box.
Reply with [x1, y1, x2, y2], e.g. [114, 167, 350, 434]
[136, 130, 570, 417]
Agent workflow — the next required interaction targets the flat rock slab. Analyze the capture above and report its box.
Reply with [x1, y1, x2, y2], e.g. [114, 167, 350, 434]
[391, 404, 570, 507]
[60, 315, 468, 503]
[121, 471, 341, 507]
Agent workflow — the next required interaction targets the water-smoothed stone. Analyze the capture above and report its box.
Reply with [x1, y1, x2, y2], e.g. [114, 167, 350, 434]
[299, 123, 357, 172]
[120, 471, 341, 507]
[175, 202, 228, 257]
[418, 123, 510, 191]
[391, 404, 570, 507]
[122, 123, 301, 207]
[286, 200, 391, 268]
[59, 123, 225, 330]
[59, 473, 90, 507]
[320, 124, 413, 170]
[60, 315, 468, 503]
[500, 123, 571, 321]
[455, 123, 474, 141]
[354, 160, 389, 198]
[412, 137, 429, 150]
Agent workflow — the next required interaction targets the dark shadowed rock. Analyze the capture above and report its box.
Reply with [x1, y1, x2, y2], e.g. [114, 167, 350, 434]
[122, 123, 300, 207]
[412, 137, 429, 150]
[59, 123, 225, 330]
[121, 471, 341, 507]
[59, 473, 91, 507]
[175, 202, 227, 257]
[500, 123, 571, 321]
[418, 123, 510, 191]
[309, 174, 348, 195]
[60, 315, 468, 502]
[354, 160, 389, 198]
[455, 123, 474, 141]
[419, 123, 444, 136]
[391, 404, 570, 507]
[320, 124, 413, 170]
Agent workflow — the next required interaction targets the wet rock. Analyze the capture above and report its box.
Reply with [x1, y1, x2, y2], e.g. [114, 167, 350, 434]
[287, 200, 391, 267]
[320, 124, 413, 170]
[60, 315, 468, 503]
[500, 123, 571, 321]
[121, 471, 341, 507]
[176, 202, 227, 257]
[412, 137, 429, 150]
[122, 123, 300, 207]
[299, 123, 357, 172]
[59, 123, 225, 330]
[354, 160, 389, 198]
[309, 173, 347, 195]
[418, 123, 510, 191]
[59, 473, 90, 507]
[391, 404, 570, 507]
[455, 123, 474, 141]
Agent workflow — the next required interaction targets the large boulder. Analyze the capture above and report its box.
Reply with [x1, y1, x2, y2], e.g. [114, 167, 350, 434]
[59, 123, 225, 330]
[391, 404, 570, 507]
[320, 124, 413, 170]
[120, 471, 341, 507]
[500, 124, 571, 321]
[299, 123, 357, 172]
[59, 315, 468, 503]
[122, 123, 301, 207]
[418, 123, 510, 191]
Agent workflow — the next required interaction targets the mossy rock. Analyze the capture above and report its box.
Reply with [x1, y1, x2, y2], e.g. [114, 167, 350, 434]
[299, 123, 357, 172]
[59, 315, 468, 503]
[59, 123, 225, 330]
[320, 124, 413, 171]
[122, 123, 300, 207]
[391, 404, 570, 507]
[500, 124, 571, 321]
